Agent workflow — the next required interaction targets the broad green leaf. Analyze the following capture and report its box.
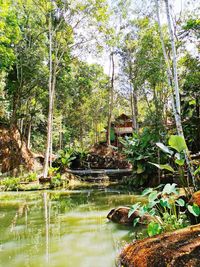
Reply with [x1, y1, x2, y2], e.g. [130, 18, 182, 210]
[194, 167, 200, 176]
[187, 204, 200, 217]
[160, 198, 168, 207]
[156, 142, 173, 155]
[136, 155, 145, 160]
[189, 99, 196, 105]
[128, 203, 141, 218]
[61, 158, 67, 164]
[147, 222, 162, 237]
[149, 208, 156, 216]
[142, 188, 153, 196]
[193, 204, 200, 216]
[133, 217, 140, 227]
[149, 162, 175, 172]
[168, 135, 187, 152]
[175, 153, 181, 160]
[175, 159, 185, 166]
[136, 163, 145, 174]
[175, 198, 185, 207]
[155, 184, 165, 189]
[162, 183, 178, 195]
[148, 191, 158, 202]
[139, 205, 148, 216]
[148, 200, 160, 209]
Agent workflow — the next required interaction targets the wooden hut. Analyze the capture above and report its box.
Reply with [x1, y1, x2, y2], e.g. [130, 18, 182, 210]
[112, 114, 133, 147]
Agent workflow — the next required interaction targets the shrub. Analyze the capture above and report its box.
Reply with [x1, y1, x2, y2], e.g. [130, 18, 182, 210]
[25, 172, 37, 182]
[128, 183, 192, 237]
[0, 177, 21, 191]
[121, 128, 166, 187]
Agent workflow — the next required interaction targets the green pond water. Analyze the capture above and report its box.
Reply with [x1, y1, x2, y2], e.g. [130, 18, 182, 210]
[0, 185, 146, 267]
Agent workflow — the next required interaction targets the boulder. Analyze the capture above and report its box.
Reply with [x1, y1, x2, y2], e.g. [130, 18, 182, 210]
[119, 224, 200, 267]
[107, 207, 153, 226]
[190, 191, 200, 206]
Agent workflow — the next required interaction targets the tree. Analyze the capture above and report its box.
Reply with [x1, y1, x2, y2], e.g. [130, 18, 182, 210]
[155, 0, 196, 188]
[41, 0, 110, 177]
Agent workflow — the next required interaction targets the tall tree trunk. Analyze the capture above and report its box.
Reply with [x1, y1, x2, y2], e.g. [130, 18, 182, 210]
[164, 0, 181, 115]
[49, 76, 56, 168]
[130, 90, 135, 130]
[27, 118, 32, 150]
[133, 90, 138, 132]
[107, 52, 115, 146]
[155, 0, 196, 189]
[59, 120, 62, 150]
[196, 97, 200, 151]
[11, 92, 20, 125]
[20, 118, 24, 134]
[95, 121, 98, 143]
[130, 88, 138, 132]
[129, 62, 138, 132]
[43, 10, 53, 178]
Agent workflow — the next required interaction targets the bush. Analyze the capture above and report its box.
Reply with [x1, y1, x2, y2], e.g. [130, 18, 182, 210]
[25, 172, 37, 182]
[53, 146, 88, 171]
[121, 128, 166, 187]
[0, 177, 21, 191]
[129, 183, 190, 237]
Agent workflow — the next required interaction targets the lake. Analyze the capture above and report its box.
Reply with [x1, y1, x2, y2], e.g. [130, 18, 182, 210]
[0, 185, 146, 267]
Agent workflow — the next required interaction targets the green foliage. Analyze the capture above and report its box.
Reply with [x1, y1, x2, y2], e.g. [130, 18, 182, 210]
[149, 163, 175, 173]
[150, 135, 193, 190]
[182, 18, 200, 32]
[121, 128, 164, 187]
[128, 202, 141, 218]
[48, 167, 60, 177]
[25, 172, 37, 182]
[0, 0, 111, 154]
[180, 54, 200, 153]
[50, 175, 62, 189]
[0, 0, 199, 181]
[0, 177, 20, 191]
[187, 204, 200, 217]
[168, 135, 187, 153]
[53, 146, 89, 170]
[54, 148, 77, 170]
[129, 183, 189, 237]
[147, 222, 162, 237]
[0, 1, 21, 70]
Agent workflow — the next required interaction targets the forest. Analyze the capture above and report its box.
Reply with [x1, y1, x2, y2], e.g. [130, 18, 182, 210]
[0, 0, 200, 266]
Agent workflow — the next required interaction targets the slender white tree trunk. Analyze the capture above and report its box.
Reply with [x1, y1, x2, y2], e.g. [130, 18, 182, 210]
[130, 89, 135, 130]
[164, 0, 181, 115]
[107, 52, 115, 146]
[59, 119, 62, 150]
[130, 85, 138, 132]
[128, 61, 138, 132]
[27, 119, 31, 149]
[43, 9, 53, 178]
[49, 71, 56, 168]
[155, 0, 196, 189]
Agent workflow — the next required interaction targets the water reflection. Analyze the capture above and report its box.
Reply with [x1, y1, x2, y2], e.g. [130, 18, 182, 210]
[0, 187, 146, 267]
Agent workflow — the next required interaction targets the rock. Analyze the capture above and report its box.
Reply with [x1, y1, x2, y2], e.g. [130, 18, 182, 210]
[107, 207, 153, 226]
[119, 224, 200, 267]
[190, 191, 200, 206]
[61, 172, 80, 181]
[187, 191, 200, 224]
[39, 177, 51, 183]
